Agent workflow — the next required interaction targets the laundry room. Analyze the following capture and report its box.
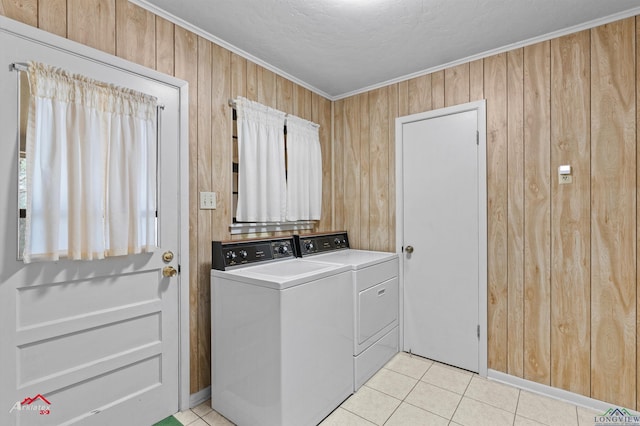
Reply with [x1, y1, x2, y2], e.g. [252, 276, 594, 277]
[2, 1, 640, 425]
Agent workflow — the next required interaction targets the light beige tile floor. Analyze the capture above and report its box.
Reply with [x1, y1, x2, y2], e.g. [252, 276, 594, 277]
[172, 352, 601, 426]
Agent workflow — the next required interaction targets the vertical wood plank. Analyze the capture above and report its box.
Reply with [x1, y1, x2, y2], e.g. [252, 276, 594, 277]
[155, 16, 174, 76]
[485, 53, 508, 372]
[523, 41, 551, 385]
[211, 45, 232, 242]
[469, 59, 484, 102]
[368, 87, 389, 251]
[507, 48, 525, 379]
[174, 26, 199, 393]
[333, 99, 346, 231]
[398, 80, 409, 117]
[432, 70, 445, 109]
[591, 18, 636, 408]
[196, 36, 213, 392]
[68, 0, 116, 55]
[0, 0, 36, 26]
[276, 75, 293, 113]
[246, 61, 258, 101]
[313, 94, 333, 232]
[388, 83, 398, 251]
[115, 0, 155, 69]
[343, 95, 361, 247]
[359, 92, 370, 249]
[294, 86, 313, 121]
[408, 74, 432, 114]
[550, 30, 591, 396]
[637, 16, 640, 411]
[257, 66, 277, 108]
[445, 63, 470, 107]
[38, 0, 66, 37]
[230, 53, 247, 99]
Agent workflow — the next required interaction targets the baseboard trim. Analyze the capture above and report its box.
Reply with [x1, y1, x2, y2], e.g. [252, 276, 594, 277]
[189, 386, 212, 408]
[488, 369, 638, 415]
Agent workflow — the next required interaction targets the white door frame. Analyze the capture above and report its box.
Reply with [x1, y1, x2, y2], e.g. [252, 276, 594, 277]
[0, 15, 191, 411]
[395, 100, 487, 377]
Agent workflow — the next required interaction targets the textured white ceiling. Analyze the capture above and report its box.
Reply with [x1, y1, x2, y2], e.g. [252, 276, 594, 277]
[138, 0, 640, 99]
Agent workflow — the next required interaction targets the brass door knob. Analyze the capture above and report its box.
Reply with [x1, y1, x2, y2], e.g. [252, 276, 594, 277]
[163, 266, 178, 278]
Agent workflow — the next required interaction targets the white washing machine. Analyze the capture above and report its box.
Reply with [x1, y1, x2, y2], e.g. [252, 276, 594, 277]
[295, 232, 399, 390]
[211, 236, 353, 426]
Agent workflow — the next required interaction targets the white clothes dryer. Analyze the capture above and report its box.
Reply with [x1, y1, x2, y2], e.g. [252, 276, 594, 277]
[211, 236, 353, 426]
[295, 232, 399, 390]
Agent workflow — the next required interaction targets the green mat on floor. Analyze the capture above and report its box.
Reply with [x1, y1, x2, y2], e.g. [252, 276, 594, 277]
[152, 415, 182, 426]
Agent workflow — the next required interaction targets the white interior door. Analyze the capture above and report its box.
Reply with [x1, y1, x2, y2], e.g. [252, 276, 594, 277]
[0, 20, 186, 426]
[397, 102, 487, 374]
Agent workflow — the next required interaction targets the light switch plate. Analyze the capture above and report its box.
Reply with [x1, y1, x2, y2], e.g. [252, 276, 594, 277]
[200, 192, 216, 209]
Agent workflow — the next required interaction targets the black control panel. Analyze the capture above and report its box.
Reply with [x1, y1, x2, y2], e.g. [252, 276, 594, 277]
[294, 232, 350, 257]
[212, 237, 296, 270]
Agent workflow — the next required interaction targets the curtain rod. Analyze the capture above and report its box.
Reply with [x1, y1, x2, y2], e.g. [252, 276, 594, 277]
[228, 97, 288, 116]
[11, 62, 165, 110]
[10, 62, 28, 72]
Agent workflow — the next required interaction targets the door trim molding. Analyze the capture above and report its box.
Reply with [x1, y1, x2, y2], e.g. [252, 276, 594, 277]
[395, 100, 487, 377]
[0, 15, 191, 411]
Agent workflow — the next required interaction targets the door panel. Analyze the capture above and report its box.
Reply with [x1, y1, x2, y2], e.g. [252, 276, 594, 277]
[402, 109, 479, 372]
[0, 24, 181, 426]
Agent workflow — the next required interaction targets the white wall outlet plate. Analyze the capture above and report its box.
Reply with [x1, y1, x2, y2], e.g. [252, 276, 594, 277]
[200, 191, 216, 209]
[559, 174, 572, 184]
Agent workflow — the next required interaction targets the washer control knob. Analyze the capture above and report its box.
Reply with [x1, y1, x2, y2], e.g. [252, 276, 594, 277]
[239, 250, 248, 259]
[226, 250, 237, 261]
[305, 241, 314, 251]
[279, 245, 289, 255]
[333, 238, 341, 246]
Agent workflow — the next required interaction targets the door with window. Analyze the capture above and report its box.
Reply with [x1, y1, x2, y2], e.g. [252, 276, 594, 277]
[0, 20, 185, 426]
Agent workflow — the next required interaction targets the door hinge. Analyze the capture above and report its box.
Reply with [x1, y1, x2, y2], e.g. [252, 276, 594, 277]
[476, 131, 479, 145]
[178, 264, 181, 274]
[477, 325, 480, 339]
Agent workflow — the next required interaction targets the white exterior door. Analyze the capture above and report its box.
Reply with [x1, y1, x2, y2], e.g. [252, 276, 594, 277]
[0, 19, 187, 426]
[396, 101, 487, 374]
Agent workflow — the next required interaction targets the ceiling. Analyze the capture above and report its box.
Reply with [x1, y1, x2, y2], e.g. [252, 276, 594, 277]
[137, 0, 640, 99]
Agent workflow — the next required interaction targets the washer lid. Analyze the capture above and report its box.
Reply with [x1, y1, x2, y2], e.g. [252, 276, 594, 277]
[212, 259, 350, 289]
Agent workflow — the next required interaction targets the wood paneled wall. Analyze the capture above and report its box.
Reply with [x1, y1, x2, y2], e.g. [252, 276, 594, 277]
[335, 16, 640, 410]
[0, 0, 332, 394]
[3, 0, 640, 410]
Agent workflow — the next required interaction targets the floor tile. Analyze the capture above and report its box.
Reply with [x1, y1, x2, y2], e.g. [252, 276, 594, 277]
[341, 385, 401, 425]
[201, 410, 234, 426]
[516, 391, 578, 426]
[384, 352, 433, 379]
[364, 368, 418, 400]
[514, 415, 548, 425]
[420, 363, 472, 394]
[577, 406, 601, 426]
[173, 409, 200, 425]
[404, 381, 462, 419]
[463, 376, 520, 412]
[191, 400, 213, 418]
[452, 397, 514, 426]
[384, 402, 448, 426]
[187, 420, 209, 426]
[319, 408, 376, 426]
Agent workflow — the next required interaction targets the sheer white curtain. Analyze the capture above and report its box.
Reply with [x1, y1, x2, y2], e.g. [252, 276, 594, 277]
[235, 96, 287, 222]
[285, 115, 322, 221]
[23, 62, 158, 263]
